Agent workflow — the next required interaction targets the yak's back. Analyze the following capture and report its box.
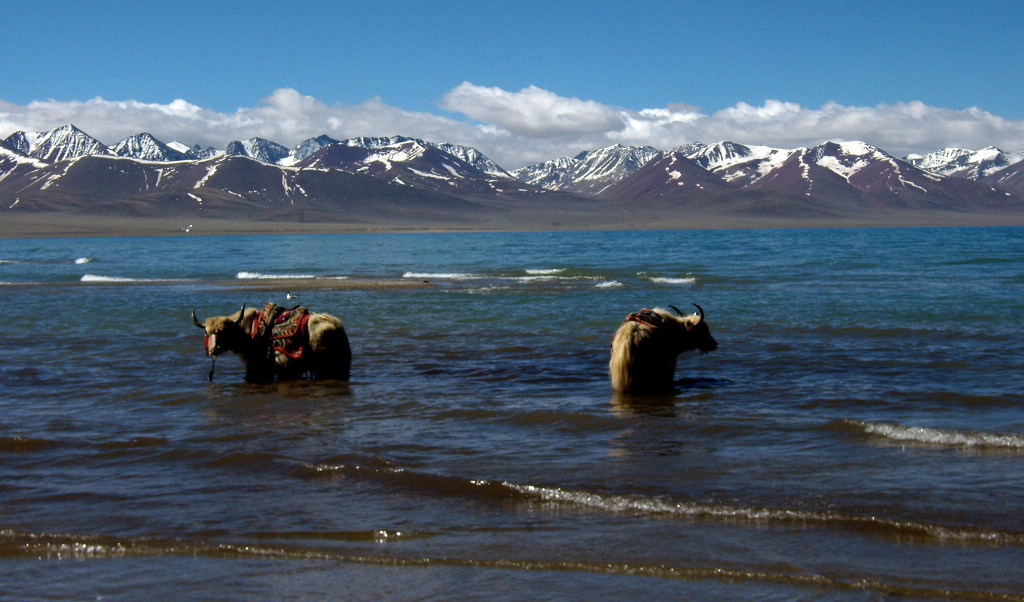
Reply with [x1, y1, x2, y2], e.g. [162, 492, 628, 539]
[253, 302, 311, 359]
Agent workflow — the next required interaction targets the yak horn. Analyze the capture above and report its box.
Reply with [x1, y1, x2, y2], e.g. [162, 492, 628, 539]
[192, 309, 205, 329]
[669, 305, 684, 317]
[693, 303, 705, 324]
[235, 302, 247, 324]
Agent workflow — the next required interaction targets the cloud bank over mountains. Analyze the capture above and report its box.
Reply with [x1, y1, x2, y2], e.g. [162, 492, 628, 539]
[3, 83, 1023, 169]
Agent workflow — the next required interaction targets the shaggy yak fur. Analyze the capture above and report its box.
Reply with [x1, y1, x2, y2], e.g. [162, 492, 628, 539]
[193, 303, 351, 382]
[609, 304, 717, 394]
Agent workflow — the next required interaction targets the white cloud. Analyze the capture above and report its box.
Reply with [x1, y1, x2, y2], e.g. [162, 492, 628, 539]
[2, 85, 1023, 170]
[439, 82, 626, 137]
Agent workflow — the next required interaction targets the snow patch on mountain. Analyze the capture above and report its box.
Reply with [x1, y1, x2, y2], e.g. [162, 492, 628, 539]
[283, 135, 340, 166]
[410, 167, 449, 180]
[810, 141, 892, 182]
[2, 131, 33, 155]
[512, 144, 659, 195]
[111, 133, 187, 162]
[686, 141, 779, 170]
[0, 146, 48, 170]
[434, 142, 512, 178]
[27, 125, 110, 162]
[225, 138, 290, 164]
[907, 146, 1024, 179]
[683, 141, 797, 187]
[194, 163, 220, 189]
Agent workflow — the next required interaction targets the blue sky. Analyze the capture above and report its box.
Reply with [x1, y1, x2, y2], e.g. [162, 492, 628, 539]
[2, 0, 1023, 168]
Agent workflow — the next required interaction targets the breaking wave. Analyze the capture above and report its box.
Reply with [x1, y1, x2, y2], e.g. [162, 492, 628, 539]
[236, 271, 317, 279]
[404, 270, 613, 289]
[0, 529, 423, 561]
[302, 461, 1024, 546]
[843, 420, 1024, 450]
[81, 274, 164, 283]
[0, 529, 998, 597]
[524, 268, 565, 275]
[403, 271, 477, 280]
[648, 276, 697, 285]
[81, 274, 137, 282]
[503, 483, 1024, 545]
[74, 257, 94, 264]
[80, 274, 191, 283]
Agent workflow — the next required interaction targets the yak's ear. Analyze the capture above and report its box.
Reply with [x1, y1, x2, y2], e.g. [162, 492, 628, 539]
[670, 305, 694, 331]
[692, 303, 705, 325]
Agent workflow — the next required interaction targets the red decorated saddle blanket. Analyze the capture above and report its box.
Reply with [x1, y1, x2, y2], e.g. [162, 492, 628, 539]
[625, 308, 665, 330]
[252, 302, 311, 359]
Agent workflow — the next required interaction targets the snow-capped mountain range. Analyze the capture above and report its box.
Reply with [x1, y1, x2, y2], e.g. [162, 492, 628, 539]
[2, 123, 1023, 226]
[1, 125, 514, 178]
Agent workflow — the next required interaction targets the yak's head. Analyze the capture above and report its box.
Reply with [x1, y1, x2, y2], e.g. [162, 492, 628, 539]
[192, 304, 249, 357]
[667, 304, 718, 354]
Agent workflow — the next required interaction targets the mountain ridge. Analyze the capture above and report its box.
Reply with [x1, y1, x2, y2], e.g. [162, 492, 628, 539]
[2, 124, 1023, 229]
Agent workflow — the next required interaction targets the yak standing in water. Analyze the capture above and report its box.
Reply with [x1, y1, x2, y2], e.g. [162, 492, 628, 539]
[192, 302, 351, 382]
[609, 304, 717, 394]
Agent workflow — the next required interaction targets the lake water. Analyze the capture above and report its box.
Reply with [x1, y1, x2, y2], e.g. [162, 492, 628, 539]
[1, 227, 1023, 599]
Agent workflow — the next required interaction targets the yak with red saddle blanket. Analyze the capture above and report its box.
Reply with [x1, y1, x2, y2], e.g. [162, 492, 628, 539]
[192, 302, 351, 382]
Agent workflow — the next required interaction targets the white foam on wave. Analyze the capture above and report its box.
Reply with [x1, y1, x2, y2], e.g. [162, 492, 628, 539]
[236, 271, 316, 280]
[461, 285, 503, 295]
[595, 280, 623, 288]
[81, 274, 145, 283]
[508, 482, 809, 520]
[303, 462, 1023, 544]
[649, 276, 697, 285]
[74, 257, 94, 264]
[403, 272, 478, 280]
[850, 420, 1024, 449]
[525, 268, 565, 275]
[511, 275, 588, 283]
[504, 481, 1022, 543]
[407, 270, 611, 288]
[80, 274, 193, 283]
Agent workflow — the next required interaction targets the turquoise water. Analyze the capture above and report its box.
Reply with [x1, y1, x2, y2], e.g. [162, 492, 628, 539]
[1, 227, 1023, 599]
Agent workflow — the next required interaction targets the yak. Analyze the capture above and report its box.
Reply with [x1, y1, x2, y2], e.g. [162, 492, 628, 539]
[609, 304, 717, 394]
[192, 302, 351, 382]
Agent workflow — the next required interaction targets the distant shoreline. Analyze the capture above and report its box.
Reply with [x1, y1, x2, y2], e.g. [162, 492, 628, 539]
[2, 211, 1023, 238]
